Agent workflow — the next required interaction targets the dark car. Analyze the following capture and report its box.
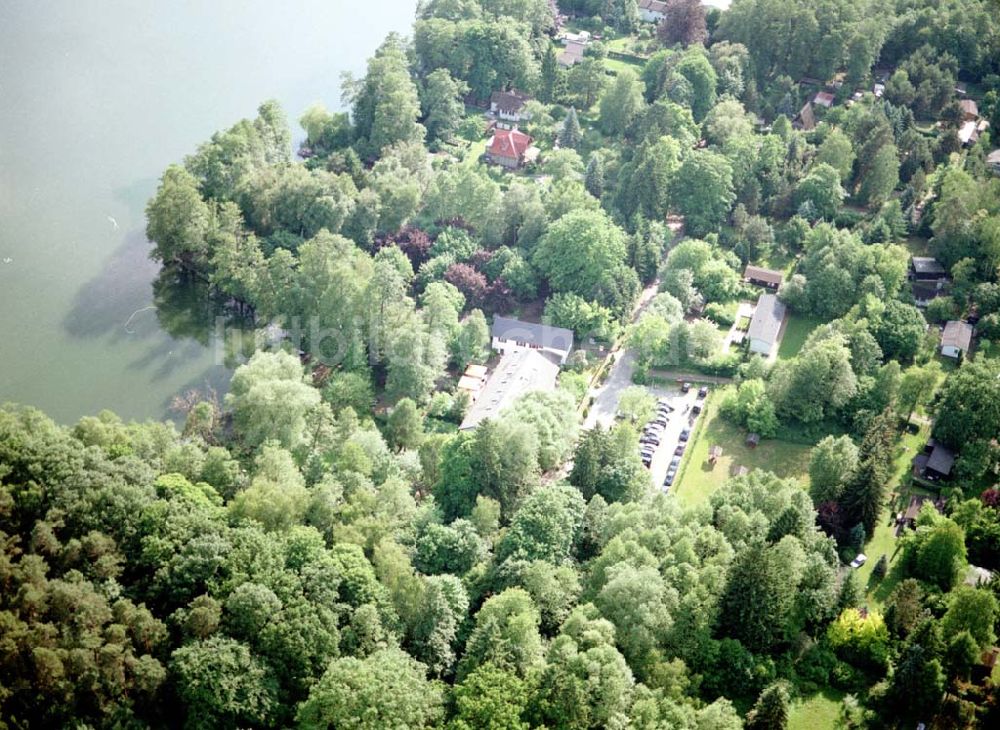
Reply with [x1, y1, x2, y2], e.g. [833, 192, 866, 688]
[651, 418, 668, 428]
[641, 455, 652, 468]
[657, 399, 674, 412]
[681, 382, 692, 393]
[679, 428, 691, 442]
[663, 473, 675, 488]
[674, 444, 686, 456]
[698, 385, 709, 398]
[691, 404, 702, 415]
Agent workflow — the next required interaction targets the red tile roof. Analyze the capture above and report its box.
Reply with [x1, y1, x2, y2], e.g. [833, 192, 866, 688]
[487, 128, 532, 159]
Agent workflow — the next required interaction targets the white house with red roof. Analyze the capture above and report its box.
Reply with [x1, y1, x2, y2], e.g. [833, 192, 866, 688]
[485, 128, 538, 169]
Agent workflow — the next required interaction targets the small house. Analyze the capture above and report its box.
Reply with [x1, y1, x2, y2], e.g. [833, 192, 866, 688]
[910, 256, 948, 282]
[986, 149, 1000, 176]
[793, 102, 816, 131]
[489, 89, 532, 124]
[958, 119, 989, 146]
[485, 128, 538, 169]
[940, 320, 973, 358]
[558, 40, 586, 67]
[638, 0, 667, 22]
[873, 82, 885, 98]
[743, 264, 783, 290]
[960, 99, 979, 121]
[734, 465, 749, 476]
[923, 441, 956, 480]
[900, 493, 947, 528]
[747, 293, 786, 356]
[813, 91, 835, 108]
[746, 433, 760, 448]
[491, 316, 574, 364]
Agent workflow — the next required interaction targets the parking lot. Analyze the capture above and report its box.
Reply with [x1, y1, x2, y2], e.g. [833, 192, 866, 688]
[639, 384, 707, 493]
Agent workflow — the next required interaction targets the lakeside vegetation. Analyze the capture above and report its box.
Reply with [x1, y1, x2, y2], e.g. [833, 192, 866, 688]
[4, 0, 1000, 728]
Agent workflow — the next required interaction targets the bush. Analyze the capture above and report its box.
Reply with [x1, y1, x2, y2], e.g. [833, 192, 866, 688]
[704, 301, 736, 327]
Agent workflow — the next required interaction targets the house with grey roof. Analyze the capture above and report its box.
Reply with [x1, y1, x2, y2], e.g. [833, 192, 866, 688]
[491, 316, 574, 364]
[459, 348, 561, 430]
[941, 320, 973, 359]
[747, 294, 786, 356]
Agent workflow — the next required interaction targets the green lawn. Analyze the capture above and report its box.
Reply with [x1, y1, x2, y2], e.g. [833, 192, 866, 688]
[861, 425, 930, 608]
[604, 56, 644, 75]
[674, 393, 813, 506]
[788, 689, 844, 730]
[777, 315, 823, 360]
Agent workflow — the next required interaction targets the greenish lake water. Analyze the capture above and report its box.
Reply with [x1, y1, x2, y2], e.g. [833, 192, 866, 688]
[0, 0, 415, 423]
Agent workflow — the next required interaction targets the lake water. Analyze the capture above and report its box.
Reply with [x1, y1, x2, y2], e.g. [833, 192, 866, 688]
[0, 0, 416, 423]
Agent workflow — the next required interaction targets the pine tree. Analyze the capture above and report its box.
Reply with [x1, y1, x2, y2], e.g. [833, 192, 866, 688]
[841, 409, 895, 537]
[558, 107, 582, 149]
[585, 153, 605, 199]
[540, 45, 560, 103]
[746, 682, 790, 730]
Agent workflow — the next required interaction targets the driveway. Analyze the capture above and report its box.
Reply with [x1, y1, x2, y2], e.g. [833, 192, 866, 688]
[583, 279, 662, 430]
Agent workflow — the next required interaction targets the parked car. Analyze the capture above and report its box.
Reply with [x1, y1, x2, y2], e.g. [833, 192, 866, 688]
[640, 436, 660, 446]
[651, 418, 668, 428]
[679, 429, 691, 442]
[681, 382, 692, 393]
[641, 455, 652, 467]
[698, 385, 709, 398]
[849, 553, 868, 569]
[691, 404, 702, 415]
[657, 398, 674, 410]
[663, 473, 675, 487]
[674, 444, 686, 456]
[670, 457, 681, 469]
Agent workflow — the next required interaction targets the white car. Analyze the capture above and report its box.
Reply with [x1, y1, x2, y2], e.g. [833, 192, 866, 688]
[849, 553, 867, 569]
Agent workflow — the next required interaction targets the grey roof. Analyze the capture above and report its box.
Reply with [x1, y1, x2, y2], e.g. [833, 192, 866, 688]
[988, 149, 1000, 165]
[927, 444, 956, 476]
[492, 316, 574, 354]
[459, 349, 561, 430]
[911, 256, 947, 276]
[942, 320, 973, 352]
[747, 294, 786, 347]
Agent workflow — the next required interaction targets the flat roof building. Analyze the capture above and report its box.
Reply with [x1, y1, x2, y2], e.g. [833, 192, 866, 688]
[459, 348, 561, 430]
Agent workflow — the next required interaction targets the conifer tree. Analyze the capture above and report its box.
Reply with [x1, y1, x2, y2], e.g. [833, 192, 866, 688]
[558, 107, 582, 149]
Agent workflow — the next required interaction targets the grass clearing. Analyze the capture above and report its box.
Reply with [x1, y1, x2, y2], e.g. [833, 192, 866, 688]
[777, 315, 823, 360]
[788, 688, 844, 730]
[673, 393, 813, 506]
[604, 56, 644, 75]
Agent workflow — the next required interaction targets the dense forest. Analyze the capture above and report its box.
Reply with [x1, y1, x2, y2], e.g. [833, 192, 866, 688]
[4, 0, 1000, 727]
